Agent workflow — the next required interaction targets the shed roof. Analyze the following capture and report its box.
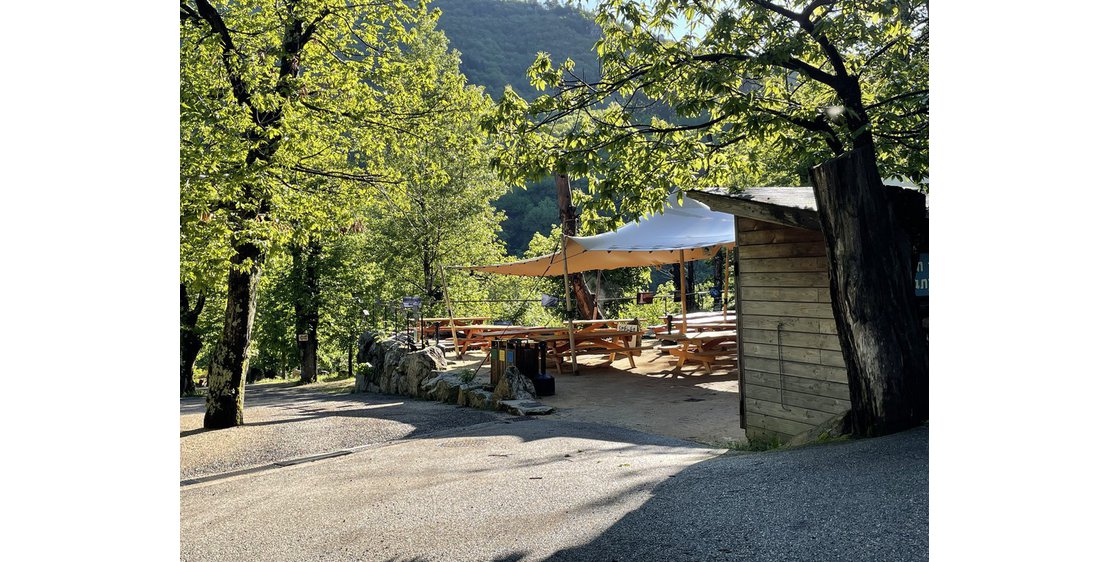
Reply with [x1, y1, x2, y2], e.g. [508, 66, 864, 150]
[687, 187, 822, 230]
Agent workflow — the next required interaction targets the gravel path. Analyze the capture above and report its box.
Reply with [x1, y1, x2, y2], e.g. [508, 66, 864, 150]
[180, 383, 504, 480]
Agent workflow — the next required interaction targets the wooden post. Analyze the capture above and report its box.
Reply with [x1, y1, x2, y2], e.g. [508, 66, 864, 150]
[438, 266, 461, 359]
[678, 249, 688, 333]
[732, 218, 745, 428]
[561, 232, 578, 375]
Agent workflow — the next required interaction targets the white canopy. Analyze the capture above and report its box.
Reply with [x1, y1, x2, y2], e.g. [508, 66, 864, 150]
[466, 193, 735, 277]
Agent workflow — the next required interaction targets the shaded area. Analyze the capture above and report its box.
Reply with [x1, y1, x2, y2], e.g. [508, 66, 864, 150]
[546, 427, 929, 562]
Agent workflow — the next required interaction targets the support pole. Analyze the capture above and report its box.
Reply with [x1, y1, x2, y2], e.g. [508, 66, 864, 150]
[439, 266, 461, 359]
[561, 232, 578, 375]
[679, 249, 688, 333]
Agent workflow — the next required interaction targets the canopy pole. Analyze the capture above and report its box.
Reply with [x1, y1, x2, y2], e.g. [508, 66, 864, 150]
[439, 266, 462, 359]
[679, 249, 688, 333]
[561, 232, 579, 375]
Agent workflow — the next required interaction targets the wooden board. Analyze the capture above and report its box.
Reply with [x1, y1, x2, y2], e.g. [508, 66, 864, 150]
[743, 328, 842, 351]
[739, 256, 829, 273]
[740, 286, 828, 303]
[738, 227, 824, 245]
[745, 396, 842, 427]
[744, 371, 851, 401]
[745, 382, 852, 415]
[740, 315, 835, 334]
[735, 241, 827, 260]
[743, 411, 817, 438]
[743, 342, 846, 368]
[740, 301, 835, 319]
[744, 356, 849, 383]
[740, 271, 829, 288]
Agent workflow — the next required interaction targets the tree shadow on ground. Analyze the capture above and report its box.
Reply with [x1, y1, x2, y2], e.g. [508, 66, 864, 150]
[540, 426, 930, 562]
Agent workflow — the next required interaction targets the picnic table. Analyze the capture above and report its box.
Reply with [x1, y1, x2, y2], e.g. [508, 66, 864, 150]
[663, 330, 738, 373]
[420, 316, 491, 338]
[442, 324, 534, 355]
[533, 319, 650, 374]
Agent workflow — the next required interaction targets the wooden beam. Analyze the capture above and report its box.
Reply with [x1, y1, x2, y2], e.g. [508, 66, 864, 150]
[688, 190, 822, 231]
[733, 216, 746, 429]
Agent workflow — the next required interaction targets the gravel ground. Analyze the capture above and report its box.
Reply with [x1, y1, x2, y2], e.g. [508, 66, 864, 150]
[181, 404, 928, 562]
[180, 382, 504, 480]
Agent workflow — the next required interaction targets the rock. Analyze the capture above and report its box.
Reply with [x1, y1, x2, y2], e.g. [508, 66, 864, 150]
[463, 388, 498, 411]
[356, 331, 379, 364]
[421, 372, 465, 402]
[456, 382, 485, 406]
[499, 400, 555, 416]
[399, 347, 447, 396]
[493, 365, 537, 402]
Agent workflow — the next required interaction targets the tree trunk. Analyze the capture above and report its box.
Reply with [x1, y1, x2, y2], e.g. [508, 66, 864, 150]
[685, 260, 698, 312]
[347, 341, 354, 378]
[204, 242, 264, 429]
[180, 284, 206, 396]
[555, 173, 598, 319]
[712, 250, 724, 311]
[293, 238, 322, 385]
[810, 147, 929, 437]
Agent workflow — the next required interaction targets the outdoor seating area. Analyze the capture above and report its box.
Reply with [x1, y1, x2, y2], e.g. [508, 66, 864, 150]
[413, 313, 736, 378]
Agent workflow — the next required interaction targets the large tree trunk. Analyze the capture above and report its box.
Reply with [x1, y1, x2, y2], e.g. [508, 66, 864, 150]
[180, 284, 206, 396]
[555, 173, 598, 319]
[292, 238, 322, 385]
[204, 242, 264, 429]
[810, 147, 929, 437]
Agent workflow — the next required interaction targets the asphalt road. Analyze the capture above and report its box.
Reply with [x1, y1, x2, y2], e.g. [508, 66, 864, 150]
[181, 387, 927, 562]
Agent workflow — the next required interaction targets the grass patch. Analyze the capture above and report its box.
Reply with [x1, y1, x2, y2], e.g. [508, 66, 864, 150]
[718, 436, 783, 452]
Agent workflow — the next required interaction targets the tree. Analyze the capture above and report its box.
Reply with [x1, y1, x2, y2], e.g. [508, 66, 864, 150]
[181, 0, 444, 428]
[485, 0, 928, 436]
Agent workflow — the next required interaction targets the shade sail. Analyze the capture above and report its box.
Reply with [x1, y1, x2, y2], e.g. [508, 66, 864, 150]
[465, 193, 735, 277]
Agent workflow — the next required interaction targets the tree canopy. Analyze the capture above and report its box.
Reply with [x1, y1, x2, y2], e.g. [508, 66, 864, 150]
[484, 0, 929, 221]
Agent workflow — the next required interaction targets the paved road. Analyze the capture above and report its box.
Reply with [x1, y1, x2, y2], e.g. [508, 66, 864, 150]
[181, 388, 928, 562]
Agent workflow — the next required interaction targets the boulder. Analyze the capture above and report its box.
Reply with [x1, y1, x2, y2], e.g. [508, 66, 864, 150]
[356, 331, 378, 364]
[398, 346, 447, 396]
[492, 366, 537, 402]
[499, 400, 555, 416]
[421, 372, 466, 402]
[456, 382, 485, 406]
[463, 388, 498, 411]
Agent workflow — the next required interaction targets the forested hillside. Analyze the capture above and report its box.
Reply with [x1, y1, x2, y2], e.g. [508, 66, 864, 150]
[435, 1, 603, 257]
[435, 0, 601, 102]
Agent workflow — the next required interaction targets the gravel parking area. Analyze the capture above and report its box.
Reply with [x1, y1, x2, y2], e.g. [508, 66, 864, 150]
[180, 382, 504, 480]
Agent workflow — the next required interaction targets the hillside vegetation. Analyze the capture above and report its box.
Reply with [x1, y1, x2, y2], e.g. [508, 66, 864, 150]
[435, 0, 601, 101]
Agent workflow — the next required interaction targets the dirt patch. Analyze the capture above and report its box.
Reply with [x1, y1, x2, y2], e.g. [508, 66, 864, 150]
[444, 347, 744, 446]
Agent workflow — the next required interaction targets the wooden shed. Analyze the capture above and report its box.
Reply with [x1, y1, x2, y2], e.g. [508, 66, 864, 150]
[687, 187, 849, 442]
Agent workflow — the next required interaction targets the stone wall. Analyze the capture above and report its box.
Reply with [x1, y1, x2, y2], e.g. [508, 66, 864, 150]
[353, 333, 553, 416]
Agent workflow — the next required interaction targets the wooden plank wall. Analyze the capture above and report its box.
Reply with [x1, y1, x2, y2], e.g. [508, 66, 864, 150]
[737, 218, 850, 442]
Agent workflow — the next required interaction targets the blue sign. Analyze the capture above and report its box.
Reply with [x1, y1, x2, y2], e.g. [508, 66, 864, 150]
[914, 253, 929, 297]
[402, 296, 422, 309]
